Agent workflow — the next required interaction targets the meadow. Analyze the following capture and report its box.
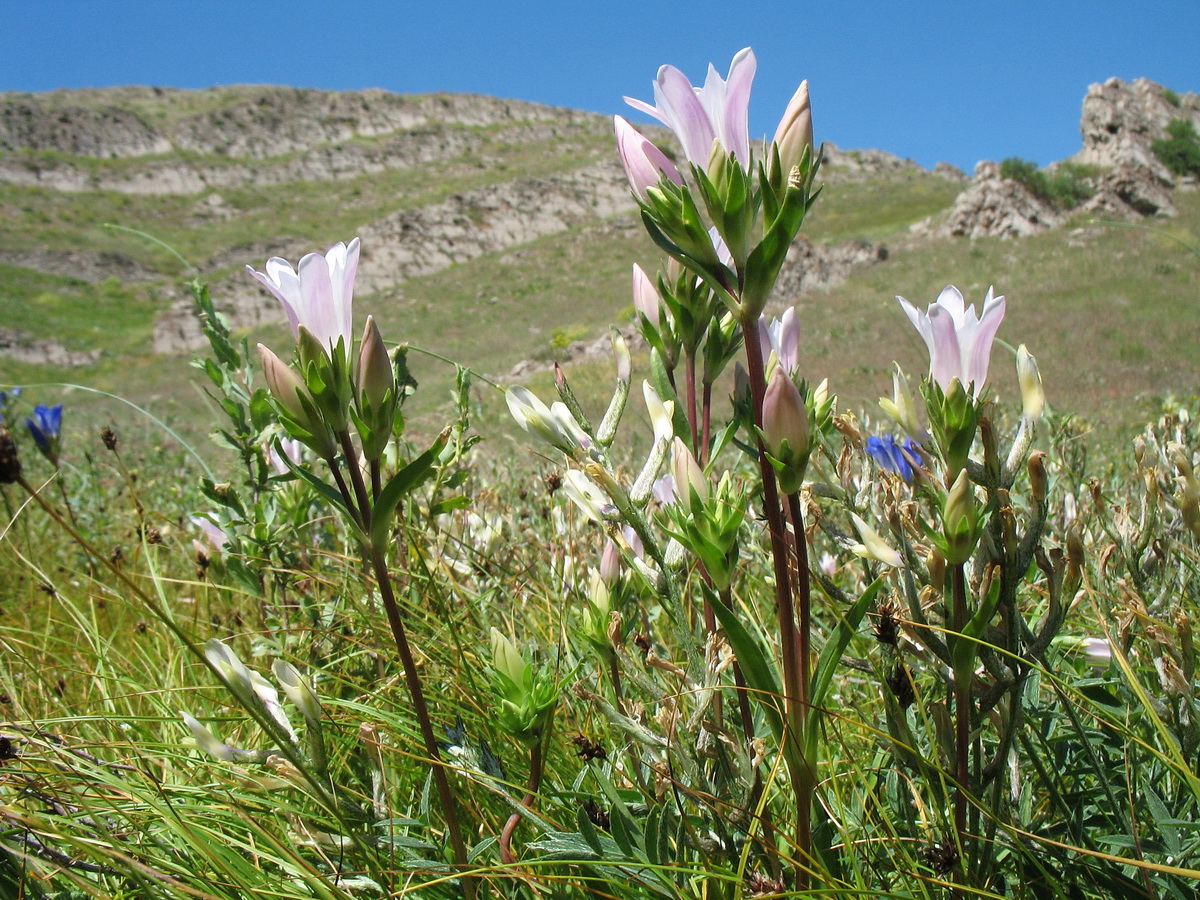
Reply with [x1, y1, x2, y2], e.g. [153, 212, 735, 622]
[1, 52, 1199, 899]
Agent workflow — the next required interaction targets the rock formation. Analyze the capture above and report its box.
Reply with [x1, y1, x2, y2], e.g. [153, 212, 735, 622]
[941, 76, 1194, 239]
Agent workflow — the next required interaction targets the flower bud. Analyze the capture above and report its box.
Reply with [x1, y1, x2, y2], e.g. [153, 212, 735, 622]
[942, 470, 980, 564]
[632, 264, 661, 328]
[600, 538, 621, 587]
[762, 366, 809, 493]
[612, 332, 631, 385]
[490, 628, 528, 689]
[879, 364, 925, 439]
[850, 513, 903, 568]
[772, 80, 813, 178]
[259, 344, 313, 424]
[356, 315, 393, 411]
[1016, 344, 1045, 421]
[671, 437, 708, 510]
[272, 660, 322, 723]
[614, 115, 683, 200]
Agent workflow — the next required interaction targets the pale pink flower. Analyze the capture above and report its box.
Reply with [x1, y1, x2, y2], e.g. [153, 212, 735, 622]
[758, 307, 801, 377]
[614, 115, 683, 199]
[624, 48, 756, 168]
[247, 238, 361, 352]
[896, 286, 1006, 397]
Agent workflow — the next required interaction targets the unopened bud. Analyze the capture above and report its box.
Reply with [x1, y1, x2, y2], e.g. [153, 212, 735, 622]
[1016, 344, 1045, 421]
[1028, 450, 1048, 504]
[356, 315, 393, 410]
[761, 366, 810, 492]
[943, 470, 980, 564]
[772, 80, 813, 178]
[600, 538, 621, 587]
[671, 437, 708, 510]
[259, 344, 312, 424]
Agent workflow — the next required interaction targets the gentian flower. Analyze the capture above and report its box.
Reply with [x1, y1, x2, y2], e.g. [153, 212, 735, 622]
[866, 434, 922, 483]
[772, 80, 813, 175]
[25, 403, 63, 466]
[624, 47, 756, 168]
[632, 264, 662, 328]
[896, 286, 1005, 398]
[247, 238, 361, 353]
[505, 386, 590, 457]
[614, 116, 683, 199]
[758, 307, 801, 377]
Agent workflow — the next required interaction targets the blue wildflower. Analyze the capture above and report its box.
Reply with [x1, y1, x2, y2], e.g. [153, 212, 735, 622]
[26, 403, 63, 466]
[866, 434, 922, 483]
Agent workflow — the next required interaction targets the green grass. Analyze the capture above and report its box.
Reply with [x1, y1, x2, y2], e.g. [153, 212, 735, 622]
[804, 169, 962, 242]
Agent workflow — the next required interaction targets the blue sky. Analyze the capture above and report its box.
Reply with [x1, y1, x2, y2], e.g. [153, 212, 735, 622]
[2, 1, 1196, 173]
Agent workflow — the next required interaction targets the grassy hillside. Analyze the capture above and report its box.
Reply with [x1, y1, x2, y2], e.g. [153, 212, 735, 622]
[2, 88, 1196, 464]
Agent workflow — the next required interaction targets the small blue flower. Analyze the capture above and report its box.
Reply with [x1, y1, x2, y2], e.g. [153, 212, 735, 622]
[26, 403, 63, 466]
[866, 434, 922, 483]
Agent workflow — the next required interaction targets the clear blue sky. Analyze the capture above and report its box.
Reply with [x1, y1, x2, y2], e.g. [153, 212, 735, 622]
[2, 1, 1196, 173]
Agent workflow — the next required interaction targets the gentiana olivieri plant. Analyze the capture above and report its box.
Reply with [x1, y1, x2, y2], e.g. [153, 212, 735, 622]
[246, 238, 477, 895]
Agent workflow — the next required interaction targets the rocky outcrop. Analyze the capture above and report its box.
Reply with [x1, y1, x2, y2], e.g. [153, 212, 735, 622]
[0, 248, 159, 284]
[151, 161, 634, 353]
[942, 161, 1063, 239]
[0, 329, 101, 367]
[1075, 77, 1199, 175]
[0, 120, 605, 195]
[0, 86, 598, 160]
[821, 143, 927, 181]
[773, 237, 889, 296]
[943, 77, 1194, 239]
[1082, 163, 1176, 218]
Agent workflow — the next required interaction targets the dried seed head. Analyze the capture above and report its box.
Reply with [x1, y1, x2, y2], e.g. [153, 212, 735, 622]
[101, 426, 118, 451]
[0, 428, 20, 484]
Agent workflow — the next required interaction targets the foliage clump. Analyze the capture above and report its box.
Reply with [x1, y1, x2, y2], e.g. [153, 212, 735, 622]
[999, 156, 1096, 209]
[1152, 118, 1200, 178]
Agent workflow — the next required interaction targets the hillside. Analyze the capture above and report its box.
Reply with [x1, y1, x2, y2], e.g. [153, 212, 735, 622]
[0, 79, 1196, 449]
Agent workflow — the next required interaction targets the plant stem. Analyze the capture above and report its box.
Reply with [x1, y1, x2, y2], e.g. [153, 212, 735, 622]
[367, 546, 473, 896]
[499, 735, 547, 865]
[701, 381, 713, 466]
[685, 352, 699, 454]
[741, 316, 811, 884]
[951, 562, 970, 850]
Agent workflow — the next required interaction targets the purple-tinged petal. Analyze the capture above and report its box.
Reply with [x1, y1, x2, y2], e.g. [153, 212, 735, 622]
[614, 116, 682, 199]
[935, 285, 966, 323]
[632, 263, 660, 327]
[926, 305, 963, 392]
[716, 47, 756, 165]
[778, 307, 801, 376]
[964, 292, 1006, 393]
[297, 251, 336, 349]
[652, 64, 716, 165]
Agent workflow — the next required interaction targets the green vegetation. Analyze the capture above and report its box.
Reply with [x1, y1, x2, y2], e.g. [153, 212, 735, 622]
[999, 156, 1096, 209]
[1163, 87, 1182, 107]
[1152, 118, 1200, 178]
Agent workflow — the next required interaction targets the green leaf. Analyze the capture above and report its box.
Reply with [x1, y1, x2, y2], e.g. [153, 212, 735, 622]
[708, 585, 784, 741]
[369, 432, 447, 551]
[809, 576, 880, 714]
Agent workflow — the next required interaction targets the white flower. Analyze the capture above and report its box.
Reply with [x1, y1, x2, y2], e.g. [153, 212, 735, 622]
[896, 285, 1006, 398]
[247, 238, 361, 352]
[506, 386, 590, 456]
